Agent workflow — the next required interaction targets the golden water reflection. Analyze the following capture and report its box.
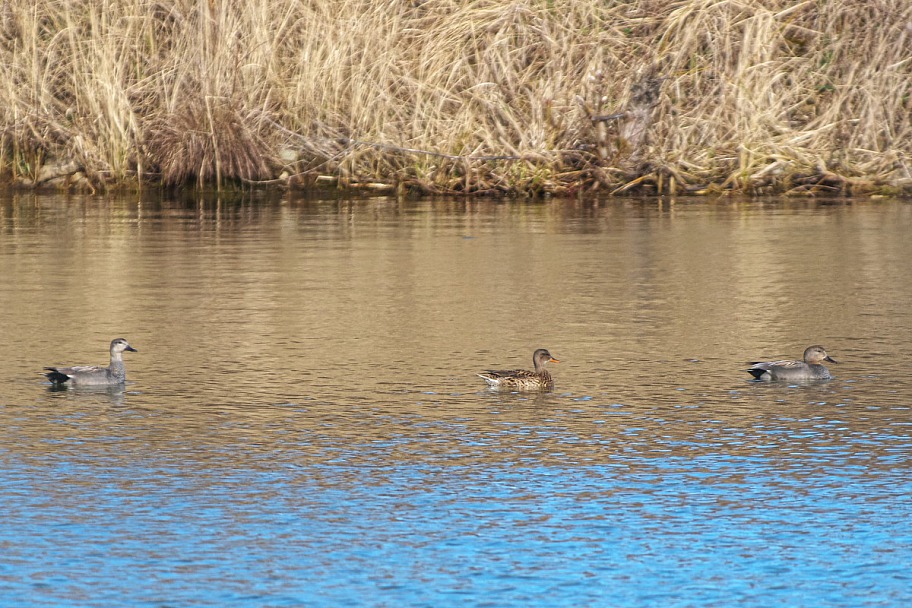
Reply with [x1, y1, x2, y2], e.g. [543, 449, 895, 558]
[1, 193, 909, 468]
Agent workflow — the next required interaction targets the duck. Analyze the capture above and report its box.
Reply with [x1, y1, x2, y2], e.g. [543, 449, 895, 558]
[478, 348, 559, 391]
[44, 338, 138, 387]
[747, 345, 837, 382]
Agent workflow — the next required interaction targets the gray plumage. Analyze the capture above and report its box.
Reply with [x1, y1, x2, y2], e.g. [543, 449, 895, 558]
[747, 345, 836, 382]
[45, 338, 137, 386]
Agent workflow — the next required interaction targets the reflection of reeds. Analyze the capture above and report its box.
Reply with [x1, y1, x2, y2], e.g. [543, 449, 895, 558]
[0, 0, 909, 195]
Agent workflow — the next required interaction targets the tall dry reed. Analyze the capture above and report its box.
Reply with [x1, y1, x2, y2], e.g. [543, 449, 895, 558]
[0, 0, 909, 195]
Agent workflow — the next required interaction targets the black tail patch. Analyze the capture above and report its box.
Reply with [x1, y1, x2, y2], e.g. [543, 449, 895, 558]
[44, 368, 70, 384]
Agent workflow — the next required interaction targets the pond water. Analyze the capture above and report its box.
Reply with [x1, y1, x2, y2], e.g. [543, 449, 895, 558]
[0, 192, 910, 606]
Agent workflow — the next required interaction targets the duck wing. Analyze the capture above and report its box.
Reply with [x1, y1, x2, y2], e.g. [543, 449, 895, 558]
[746, 359, 804, 380]
[480, 368, 535, 379]
[44, 364, 107, 383]
[749, 359, 803, 369]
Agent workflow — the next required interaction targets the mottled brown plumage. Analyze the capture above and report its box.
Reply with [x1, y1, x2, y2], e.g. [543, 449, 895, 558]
[478, 348, 559, 391]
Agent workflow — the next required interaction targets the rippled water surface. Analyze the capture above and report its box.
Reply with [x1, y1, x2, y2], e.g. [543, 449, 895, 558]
[1, 193, 911, 606]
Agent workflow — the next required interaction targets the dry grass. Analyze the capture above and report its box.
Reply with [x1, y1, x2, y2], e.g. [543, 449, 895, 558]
[0, 0, 909, 195]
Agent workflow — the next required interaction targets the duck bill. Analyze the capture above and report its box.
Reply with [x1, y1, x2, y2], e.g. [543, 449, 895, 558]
[824, 356, 836, 364]
[549, 357, 560, 363]
[126, 346, 138, 352]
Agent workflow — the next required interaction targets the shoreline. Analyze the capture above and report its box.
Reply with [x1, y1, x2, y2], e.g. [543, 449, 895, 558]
[12, 152, 908, 199]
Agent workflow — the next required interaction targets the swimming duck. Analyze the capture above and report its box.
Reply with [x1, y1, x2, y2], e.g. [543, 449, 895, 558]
[478, 348, 559, 391]
[747, 345, 837, 382]
[44, 338, 138, 387]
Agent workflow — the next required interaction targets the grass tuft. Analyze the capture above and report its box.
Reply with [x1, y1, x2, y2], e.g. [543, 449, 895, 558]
[146, 98, 274, 186]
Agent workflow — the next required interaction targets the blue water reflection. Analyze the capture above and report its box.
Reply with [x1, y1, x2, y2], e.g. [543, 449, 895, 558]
[1, 393, 910, 607]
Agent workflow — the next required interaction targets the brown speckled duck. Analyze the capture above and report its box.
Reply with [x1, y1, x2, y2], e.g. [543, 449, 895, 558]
[478, 348, 559, 391]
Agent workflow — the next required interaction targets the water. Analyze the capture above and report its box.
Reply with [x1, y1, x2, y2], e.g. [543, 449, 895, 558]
[0, 193, 910, 606]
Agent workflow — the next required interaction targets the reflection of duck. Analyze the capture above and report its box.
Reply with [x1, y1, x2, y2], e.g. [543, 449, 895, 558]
[747, 345, 837, 381]
[478, 348, 559, 391]
[45, 338, 138, 386]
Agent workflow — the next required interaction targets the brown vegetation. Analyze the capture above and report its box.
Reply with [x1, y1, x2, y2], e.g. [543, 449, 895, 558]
[0, 0, 909, 196]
